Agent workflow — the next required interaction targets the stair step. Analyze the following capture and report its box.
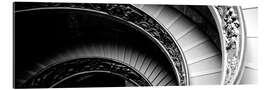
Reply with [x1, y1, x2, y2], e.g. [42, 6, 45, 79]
[129, 50, 140, 67]
[153, 6, 164, 18]
[239, 67, 257, 84]
[139, 57, 152, 74]
[188, 53, 221, 65]
[190, 68, 221, 77]
[177, 28, 208, 51]
[97, 44, 105, 57]
[166, 15, 182, 29]
[189, 55, 221, 75]
[157, 74, 173, 86]
[117, 45, 126, 62]
[148, 65, 163, 82]
[144, 60, 159, 78]
[184, 40, 219, 64]
[168, 14, 196, 37]
[155, 6, 183, 28]
[166, 80, 177, 86]
[190, 71, 221, 85]
[112, 43, 119, 60]
[124, 47, 133, 64]
[103, 44, 111, 58]
[135, 53, 146, 70]
[152, 70, 168, 85]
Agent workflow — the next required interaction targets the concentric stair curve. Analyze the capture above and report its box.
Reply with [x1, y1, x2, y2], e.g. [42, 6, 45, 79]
[133, 4, 222, 85]
[21, 43, 178, 86]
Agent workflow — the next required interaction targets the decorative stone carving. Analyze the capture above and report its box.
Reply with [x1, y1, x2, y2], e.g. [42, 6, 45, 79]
[214, 6, 245, 85]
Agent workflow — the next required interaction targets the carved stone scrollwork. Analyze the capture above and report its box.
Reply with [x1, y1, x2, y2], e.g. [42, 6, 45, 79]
[23, 58, 151, 87]
[210, 6, 246, 85]
[16, 3, 189, 86]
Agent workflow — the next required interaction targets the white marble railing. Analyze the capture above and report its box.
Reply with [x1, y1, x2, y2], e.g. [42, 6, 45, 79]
[209, 6, 246, 85]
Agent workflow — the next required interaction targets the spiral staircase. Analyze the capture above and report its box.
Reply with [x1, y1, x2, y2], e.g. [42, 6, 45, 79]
[50, 43, 178, 86]
[132, 4, 222, 85]
[14, 2, 257, 88]
[132, 4, 258, 85]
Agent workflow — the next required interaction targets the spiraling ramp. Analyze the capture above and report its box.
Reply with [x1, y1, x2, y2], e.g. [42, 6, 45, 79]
[133, 4, 222, 85]
[16, 4, 257, 86]
[18, 43, 178, 86]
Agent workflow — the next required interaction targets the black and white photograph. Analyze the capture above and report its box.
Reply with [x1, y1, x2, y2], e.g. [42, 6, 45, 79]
[11, 0, 260, 89]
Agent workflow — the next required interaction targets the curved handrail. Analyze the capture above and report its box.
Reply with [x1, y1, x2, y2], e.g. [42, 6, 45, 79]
[209, 6, 246, 85]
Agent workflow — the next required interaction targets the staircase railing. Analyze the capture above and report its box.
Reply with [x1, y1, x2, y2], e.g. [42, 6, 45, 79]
[209, 6, 246, 85]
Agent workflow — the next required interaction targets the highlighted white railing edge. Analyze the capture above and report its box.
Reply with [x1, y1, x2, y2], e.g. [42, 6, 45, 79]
[208, 6, 246, 85]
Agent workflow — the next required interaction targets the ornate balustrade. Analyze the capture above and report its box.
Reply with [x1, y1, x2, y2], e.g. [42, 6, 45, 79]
[209, 6, 246, 85]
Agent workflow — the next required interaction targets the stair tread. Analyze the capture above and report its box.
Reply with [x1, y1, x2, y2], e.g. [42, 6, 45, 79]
[190, 68, 221, 77]
[177, 28, 208, 51]
[152, 70, 168, 85]
[117, 45, 126, 62]
[139, 57, 152, 74]
[190, 72, 221, 85]
[129, 51, 140, 67]
[124, 47, 133, 64]
[135, 53, 146, 70]
[239, 67, 257, 84]
[184, 40, 219, 64]
[148, 65, 163, 82]
[189, 55, 222, 75]
[156, 6, 183, 28]
[168, 15, 195, 37]
[158, 75, 173, 86]
[144, 60, 159, 78]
